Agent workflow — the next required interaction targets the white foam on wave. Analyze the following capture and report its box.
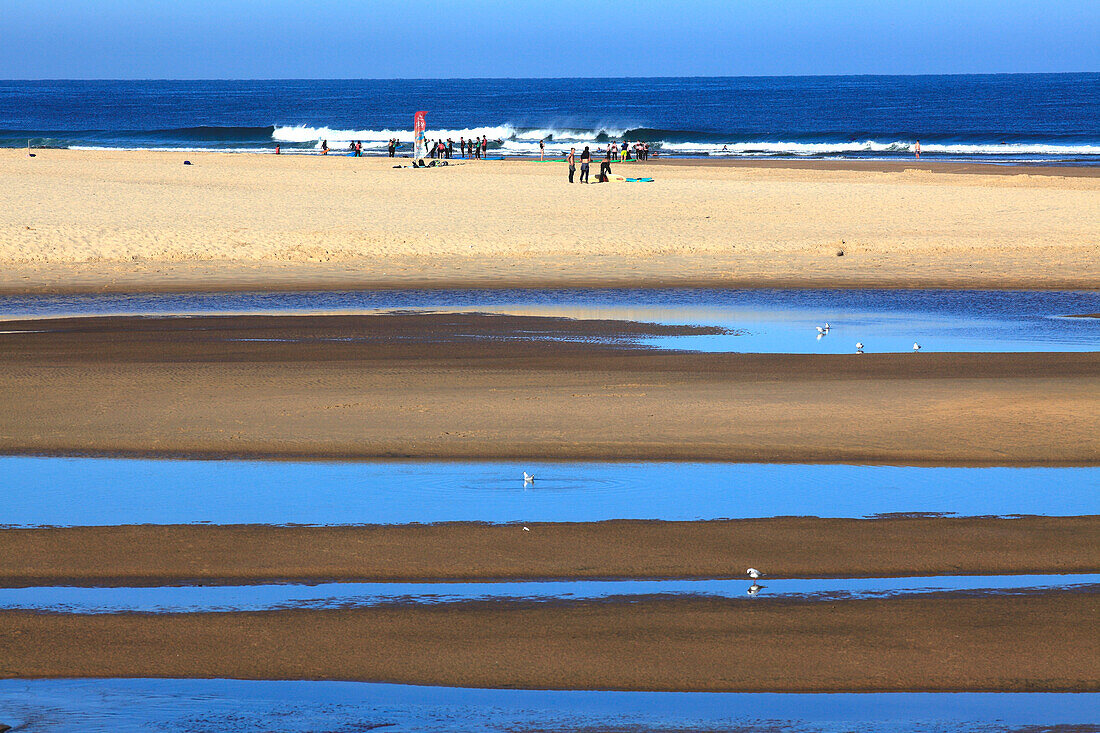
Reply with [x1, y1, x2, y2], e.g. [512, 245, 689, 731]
[660, 140, 1100, 156]
[271, 124, 630, 148]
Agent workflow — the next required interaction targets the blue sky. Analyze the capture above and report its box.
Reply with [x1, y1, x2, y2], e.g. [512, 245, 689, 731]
[2, 0, 1097, 78]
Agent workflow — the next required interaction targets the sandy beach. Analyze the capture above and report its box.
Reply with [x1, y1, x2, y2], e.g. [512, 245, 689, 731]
[2, 517, 1095, 587]
[2, 593, 1096, 691]
[2, 150, 1099, 293]
[0, 313, 1097, 463]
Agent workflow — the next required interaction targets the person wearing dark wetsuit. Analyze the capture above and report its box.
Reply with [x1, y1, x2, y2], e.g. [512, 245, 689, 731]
[580, 146, 590, 183]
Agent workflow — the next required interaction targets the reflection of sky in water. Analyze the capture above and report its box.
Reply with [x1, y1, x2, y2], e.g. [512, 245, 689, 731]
[3, 575, 1096, 614]
[2, 457, 1097, 526]
[0, 287, 1096, 353]
[0, 679, 1096, 733]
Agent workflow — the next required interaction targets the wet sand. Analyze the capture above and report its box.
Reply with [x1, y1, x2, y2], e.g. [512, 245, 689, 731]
[2, 150, 1098, 294]
[2, 592, 1096, 691]
[642, 157, 1100, 177]
[0, 313, 1097, 464]
[2, 517, 1096, 586]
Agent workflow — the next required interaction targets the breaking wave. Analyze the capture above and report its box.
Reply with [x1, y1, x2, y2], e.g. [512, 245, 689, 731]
[5, 123, 1099, 160]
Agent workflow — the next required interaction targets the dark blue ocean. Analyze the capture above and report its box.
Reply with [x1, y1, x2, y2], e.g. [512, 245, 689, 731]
[1, 74, 1098, 160]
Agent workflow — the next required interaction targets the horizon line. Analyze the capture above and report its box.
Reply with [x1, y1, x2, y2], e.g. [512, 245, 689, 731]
[3, 71, 1098, 83]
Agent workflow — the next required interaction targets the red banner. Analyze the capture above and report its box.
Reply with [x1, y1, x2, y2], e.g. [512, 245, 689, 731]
[414, 111, 427, 158]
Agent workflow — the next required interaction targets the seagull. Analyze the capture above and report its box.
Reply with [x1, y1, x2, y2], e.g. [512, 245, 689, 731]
[855, 342, 864, 353]
[747, 582, 763, 597]
[522, 526, 531, 532]
[913, 342, 921, 351]
[747, 568, 762, 580]
[816, 322, 831, 334]
[523, 472, 535, 484]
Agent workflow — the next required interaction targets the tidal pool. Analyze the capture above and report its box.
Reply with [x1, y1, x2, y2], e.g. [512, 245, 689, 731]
[0, 679, 1095, 732]
[2, 457, 1097, 526]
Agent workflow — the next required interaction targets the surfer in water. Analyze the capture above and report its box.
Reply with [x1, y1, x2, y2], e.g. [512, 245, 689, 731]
[321, 139, 328, 155]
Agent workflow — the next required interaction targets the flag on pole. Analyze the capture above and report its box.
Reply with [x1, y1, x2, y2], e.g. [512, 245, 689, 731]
[414, 111, 427, 160]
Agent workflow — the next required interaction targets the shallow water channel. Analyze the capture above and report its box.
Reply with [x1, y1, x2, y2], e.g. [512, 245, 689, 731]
[3, 574, 1096, 613]
[0, 679, 1095, 733]
[3, 457, 1098, 526]
[1, 287, 1097, 353]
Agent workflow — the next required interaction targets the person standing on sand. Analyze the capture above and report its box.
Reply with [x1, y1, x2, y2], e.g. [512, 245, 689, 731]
[599, 151, 613, 182]
[567, 147, 576, 182]
[460, 137, 465, 157]
[275, 145, 280, 155]
[481, 135, 488, 159]
[540, 139, 545, 160]
[916, 139, 921, 159]
[580, 145, 590, 183]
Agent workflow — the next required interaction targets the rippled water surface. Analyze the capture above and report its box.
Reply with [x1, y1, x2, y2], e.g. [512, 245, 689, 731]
[3, 457, 1097, 526]
[1, 288, 1097, 353]
[1, 680, 1096, 733]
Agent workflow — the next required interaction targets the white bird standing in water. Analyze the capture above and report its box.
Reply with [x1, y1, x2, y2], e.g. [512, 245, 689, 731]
[747, 568, 761, 580]
[855, 342, 864, 353]
[913, 342, 921, 351]
[523, 472, 535, 485]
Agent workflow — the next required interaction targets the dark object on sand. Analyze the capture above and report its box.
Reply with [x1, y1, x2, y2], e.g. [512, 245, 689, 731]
[837, 250, 845, 256]
[27, 153, 35, 157]
[183, 160, 192, 165]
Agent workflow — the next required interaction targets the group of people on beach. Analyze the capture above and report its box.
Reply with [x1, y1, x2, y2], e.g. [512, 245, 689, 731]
[565, 146, 616, 183]
[561, 140, 650, 183]
[416, 136, 492, 159]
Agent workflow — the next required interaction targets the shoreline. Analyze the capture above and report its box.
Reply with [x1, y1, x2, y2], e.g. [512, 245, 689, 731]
[3, 593, 1096, 691]
[2, 517, 1096, 587]
[4, 265, 1100, 297]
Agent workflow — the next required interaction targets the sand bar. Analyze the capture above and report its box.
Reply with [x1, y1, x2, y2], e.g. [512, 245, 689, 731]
[2, 150, 1098, 293]
[2, 517, 1096, 587]
[2, 593, 1096, 691]
[0, 313, 1097, 464]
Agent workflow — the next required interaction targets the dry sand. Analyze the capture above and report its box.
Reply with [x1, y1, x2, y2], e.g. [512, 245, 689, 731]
[2, 517, 1096, 587]
[2, 150, 1098, 293]
[0, 313, 1097, 463]
[3, 593, 1096, 691]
